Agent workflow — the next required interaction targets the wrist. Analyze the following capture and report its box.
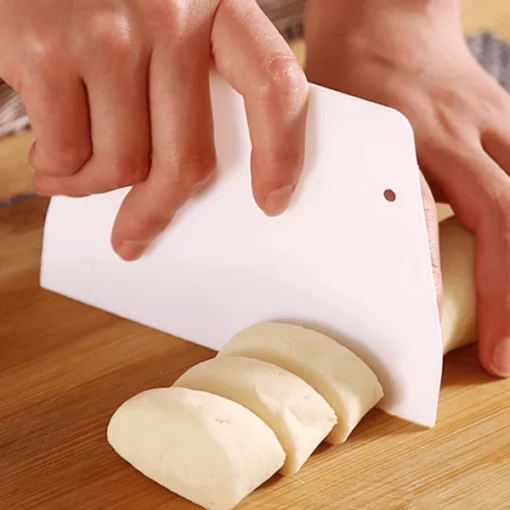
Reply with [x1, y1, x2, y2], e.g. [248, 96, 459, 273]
[304, 0, 468, 89]
[309, 0, 460, 17]
[304, 0, 463, 58]
[305, 0, 461, 33]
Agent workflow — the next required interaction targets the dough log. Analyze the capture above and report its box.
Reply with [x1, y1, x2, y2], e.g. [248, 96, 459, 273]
[173, 356, 337, 475]
[439, 216, 478, 354]
[106, 214, 478, 509]
[107, 387, 285, 510]
[217, 322, 383, 444]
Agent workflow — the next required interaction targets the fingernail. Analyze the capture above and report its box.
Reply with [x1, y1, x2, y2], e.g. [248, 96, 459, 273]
[263, 185, 294, 216]
[490, 338, 510, 377]
[116, 240, 149, 261]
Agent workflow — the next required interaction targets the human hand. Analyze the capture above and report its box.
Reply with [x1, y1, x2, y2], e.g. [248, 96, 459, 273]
[0, 0, 308, 260]
[304, 0, 510, 377]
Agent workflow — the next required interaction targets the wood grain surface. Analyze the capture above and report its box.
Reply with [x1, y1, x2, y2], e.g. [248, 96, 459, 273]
[1, 197, 510, 510]
[1, 2, 510, 509]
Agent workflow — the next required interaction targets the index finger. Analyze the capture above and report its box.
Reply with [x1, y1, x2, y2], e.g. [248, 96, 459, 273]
[212, 0, 309, 216]
[427, 144, 510, 377]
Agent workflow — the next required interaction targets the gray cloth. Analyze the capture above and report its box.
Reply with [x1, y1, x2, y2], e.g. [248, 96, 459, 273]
[467, 31, 510, 90]
[0, 82, 29, 138]
[0, 18, 509, 138]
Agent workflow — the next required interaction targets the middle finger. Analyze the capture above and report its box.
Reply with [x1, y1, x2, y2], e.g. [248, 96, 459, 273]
[111, 34, 216, 260]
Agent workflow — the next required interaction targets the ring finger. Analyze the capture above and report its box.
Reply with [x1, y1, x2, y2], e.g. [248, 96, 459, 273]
[34, 39, 151, 196]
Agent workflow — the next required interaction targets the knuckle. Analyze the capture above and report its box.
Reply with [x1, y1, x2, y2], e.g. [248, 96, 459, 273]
[104, 154, 149, 191]
[274, 151, 303, 169]
[173, 156, 216, 192]
[150, 0, 189, 37]
[22, 34, 58, 76]
[130, 209, 173, 236]
[260, 53, 308, 109]
[30, 144, 90, 177]
[115, 172, 143, 190]
[86, 8, 134, 56]
[258, 150, 302, 186]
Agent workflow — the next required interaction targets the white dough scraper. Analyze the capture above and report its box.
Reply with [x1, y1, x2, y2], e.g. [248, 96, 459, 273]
[40, 72, 443, 428]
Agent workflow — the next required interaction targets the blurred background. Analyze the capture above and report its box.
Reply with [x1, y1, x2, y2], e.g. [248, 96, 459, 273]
[0, 0, 509, 205]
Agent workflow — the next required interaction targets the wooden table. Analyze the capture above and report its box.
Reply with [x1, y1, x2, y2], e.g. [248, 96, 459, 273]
[1, 197, 510, 510]
[2, 2, 510, 508]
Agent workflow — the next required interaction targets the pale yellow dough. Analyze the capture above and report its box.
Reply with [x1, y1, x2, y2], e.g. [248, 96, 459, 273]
[173, 356, 337, 475]
[217, 322, 383, 444]
[106, 215, 478, 510]
[106, 387, 285, 510]
[439, 216, 478, 354]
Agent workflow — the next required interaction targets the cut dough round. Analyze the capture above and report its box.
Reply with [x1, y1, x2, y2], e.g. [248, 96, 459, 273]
[439, 216, 478, 354]
[173, 356, 337, 475]
[217, 322, 383, 444]
[107, 387, 285, 510]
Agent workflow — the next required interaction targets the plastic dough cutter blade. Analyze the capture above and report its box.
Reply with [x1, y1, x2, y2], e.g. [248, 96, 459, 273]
[40, 72, 443, 428]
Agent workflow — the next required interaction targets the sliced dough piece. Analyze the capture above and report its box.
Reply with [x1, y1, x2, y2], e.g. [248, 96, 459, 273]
[439, 216, 478, 354]
[173, 356, 337, 475]
[107, 387, 285, 510]
[217, 322, 383, 444]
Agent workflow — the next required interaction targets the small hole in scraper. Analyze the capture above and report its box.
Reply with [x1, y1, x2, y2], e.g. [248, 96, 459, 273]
[384, 189, 396, 202]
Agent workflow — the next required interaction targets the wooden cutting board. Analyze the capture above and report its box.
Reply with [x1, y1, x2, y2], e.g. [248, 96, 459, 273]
[1, 196, 509, 510]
